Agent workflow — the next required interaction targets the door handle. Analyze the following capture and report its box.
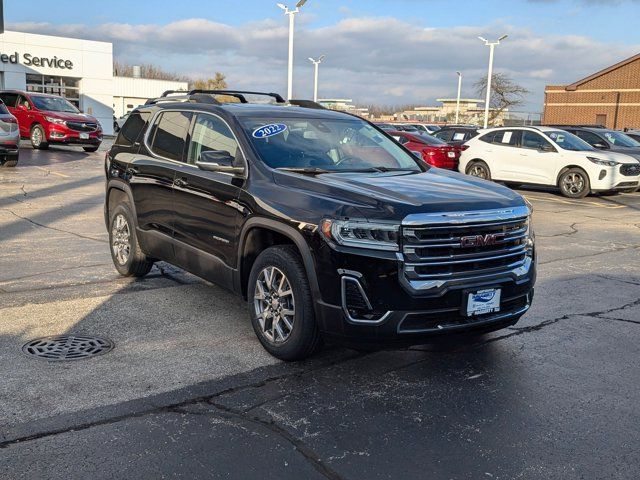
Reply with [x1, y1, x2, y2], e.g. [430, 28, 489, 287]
[174, 178, 189, 188]
[126, 167, 139, 175]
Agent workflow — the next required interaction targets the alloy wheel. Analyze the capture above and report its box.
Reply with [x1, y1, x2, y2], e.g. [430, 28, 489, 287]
[469, 164, 488, 179]
[562, 172, 585, 195]
[253, 266, 295, 344]
[31, 128, 42, 148]
[111, 214, 131, 265]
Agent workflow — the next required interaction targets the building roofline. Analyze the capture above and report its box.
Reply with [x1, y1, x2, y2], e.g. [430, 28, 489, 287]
[565, 52, 640, 91]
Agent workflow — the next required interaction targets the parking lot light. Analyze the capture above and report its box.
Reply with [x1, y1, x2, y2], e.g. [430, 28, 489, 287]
[277, 0, 308, 100]
[308, 55, 325, 102]
[455, 71, 462, 124]
[478, 34, 508, 128]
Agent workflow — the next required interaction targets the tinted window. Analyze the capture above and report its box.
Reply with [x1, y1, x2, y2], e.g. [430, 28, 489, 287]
[31, 95, 78, 113]
[479, 131, 495, 143]
[149, 111, 192, 161]
[492, 130, 521, 146]
[576, 130, 606, 147]
[17, 95, 31, 110]
[116, 111, 150, 147]
[187, 114, 240, 165]
[0, 102, 8, 114]
[0, 93, 19, 108]
[434, 129, 453, 142]
[521, 131, 550, 149]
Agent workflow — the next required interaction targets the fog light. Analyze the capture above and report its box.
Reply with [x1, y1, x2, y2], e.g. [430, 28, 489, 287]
[50, 132, 65, 139]
[599, 170, 607, 180]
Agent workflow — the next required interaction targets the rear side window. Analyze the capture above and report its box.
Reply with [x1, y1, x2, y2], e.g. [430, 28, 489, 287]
[492, 130, 521, 146]
[116, 112, 150, 147]
[575, 130, 605, 147]
[148, 111, 192, 161]
[0, 93, 19, 108]
[434, 129, 453, 142]
[0, 102, 8, 114]
[479, 132, 495, 143]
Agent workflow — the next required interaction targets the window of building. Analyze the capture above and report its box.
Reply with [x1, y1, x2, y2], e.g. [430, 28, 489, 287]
[26, 74, 81, 107]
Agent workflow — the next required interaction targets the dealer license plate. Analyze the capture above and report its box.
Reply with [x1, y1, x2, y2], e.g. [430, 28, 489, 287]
[447, 151, 456, 158]
[79, 133, 89, 140]
[466, 288, 501, 316]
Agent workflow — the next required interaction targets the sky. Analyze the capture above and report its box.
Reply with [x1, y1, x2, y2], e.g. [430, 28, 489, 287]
[6, 0, 640, 112]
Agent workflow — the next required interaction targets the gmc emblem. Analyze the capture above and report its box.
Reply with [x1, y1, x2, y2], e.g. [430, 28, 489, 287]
[460, 233, 505, 248]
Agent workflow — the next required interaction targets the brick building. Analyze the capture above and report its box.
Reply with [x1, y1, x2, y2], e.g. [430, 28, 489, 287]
[543, 53, 640, 129]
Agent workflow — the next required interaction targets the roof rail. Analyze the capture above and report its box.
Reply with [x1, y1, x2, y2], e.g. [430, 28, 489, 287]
[288, 99, 326, 110]
[160, 90, 188, 98]
[187, 90, 286, 104]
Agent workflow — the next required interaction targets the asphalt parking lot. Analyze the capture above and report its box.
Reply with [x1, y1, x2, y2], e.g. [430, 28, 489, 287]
[1, 143, 639, 479]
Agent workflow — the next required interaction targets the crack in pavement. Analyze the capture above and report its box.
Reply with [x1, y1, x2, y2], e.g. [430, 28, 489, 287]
[2, 208, 107, 243]
[537, 222, 581, 238]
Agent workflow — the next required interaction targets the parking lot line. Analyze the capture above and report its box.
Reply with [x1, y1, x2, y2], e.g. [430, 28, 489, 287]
[522, 193, 626, 209]
[34, 166, 70, 178]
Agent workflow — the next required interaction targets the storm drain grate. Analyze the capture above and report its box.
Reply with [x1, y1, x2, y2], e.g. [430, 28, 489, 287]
[22, 334, 114, 361]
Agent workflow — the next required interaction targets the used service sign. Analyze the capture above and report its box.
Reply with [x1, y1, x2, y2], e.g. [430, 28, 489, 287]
[0, 52, 74, 70]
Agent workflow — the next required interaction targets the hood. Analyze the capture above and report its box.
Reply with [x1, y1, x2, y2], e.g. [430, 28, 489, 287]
[43, 111, 99, 124]
[274, 168, 525, 222]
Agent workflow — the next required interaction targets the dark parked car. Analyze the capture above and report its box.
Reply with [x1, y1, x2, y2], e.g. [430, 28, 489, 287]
[0, 90, 103, 152]
[0, 99, 20, 168]
[105, 90, 536, 360]
[551, 126, 640, 158]
[432, 126, 479, 146]
[625, 130, 640, 142]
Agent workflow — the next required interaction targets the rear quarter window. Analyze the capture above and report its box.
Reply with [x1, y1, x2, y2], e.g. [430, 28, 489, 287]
[115, 111, 150, 147]
[0, 102, 9, 115]
[0, 93, 18, 108]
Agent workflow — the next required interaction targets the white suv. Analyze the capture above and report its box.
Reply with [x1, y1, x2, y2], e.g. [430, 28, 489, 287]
[459, 126, 640, 198]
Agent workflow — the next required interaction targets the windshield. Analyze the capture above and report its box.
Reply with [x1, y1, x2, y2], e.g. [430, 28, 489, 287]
[602, 130, 640, 147]
[544, 130, 594, 151]
[31, 95, 79, 113]
[241, 117, 423, 172]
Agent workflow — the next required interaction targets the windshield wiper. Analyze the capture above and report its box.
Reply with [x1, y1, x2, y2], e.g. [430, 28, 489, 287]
[335, 167, 419, 173]
[276, 167, 332, 174]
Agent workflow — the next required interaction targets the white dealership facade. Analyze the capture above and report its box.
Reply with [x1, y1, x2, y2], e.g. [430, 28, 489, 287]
[0, 31, 187, 135]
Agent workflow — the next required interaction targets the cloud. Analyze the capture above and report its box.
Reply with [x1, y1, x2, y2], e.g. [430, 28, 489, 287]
[8, 17, 640, 111]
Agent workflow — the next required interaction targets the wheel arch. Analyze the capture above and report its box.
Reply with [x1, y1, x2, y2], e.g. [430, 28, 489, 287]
[106, 180, 139, 229]
[237, 218, 321, 304]
[556, 165, 590, 186]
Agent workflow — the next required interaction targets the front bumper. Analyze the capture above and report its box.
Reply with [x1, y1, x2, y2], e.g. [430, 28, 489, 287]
[590, 165, 640, 191]
[47, 125, 102, 145]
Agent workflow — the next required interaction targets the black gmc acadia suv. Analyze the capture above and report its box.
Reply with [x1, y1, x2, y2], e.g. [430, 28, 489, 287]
[105, 90, 536, 360]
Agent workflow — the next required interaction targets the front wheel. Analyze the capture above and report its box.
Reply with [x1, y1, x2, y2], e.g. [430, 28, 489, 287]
[466, 160, 491, 180]
[83, 145, 100, 153]
[0, 153, 18, 168]
[248, 245, 321, 361]
[558, 168, 590, 198]
[30, 125, 49, 150]
[108, 203, 153, 277]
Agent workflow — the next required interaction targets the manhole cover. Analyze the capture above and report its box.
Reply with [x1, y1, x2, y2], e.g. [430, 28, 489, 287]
[22, 334, 114, 361]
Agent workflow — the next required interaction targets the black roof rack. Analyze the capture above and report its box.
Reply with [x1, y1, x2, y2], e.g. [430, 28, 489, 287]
[288, 99, 326, 110]
[187, 90, 286, 104]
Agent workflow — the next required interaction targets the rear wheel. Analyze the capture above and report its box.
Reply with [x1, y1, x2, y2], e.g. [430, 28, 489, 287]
[558, 168, 590, 198]
[248, 245, 321, 361]
[466, 160, 491, 180]
[108, 203, 153, 277]
[30, 125, 49, 150]
[0, 153, 18, 168]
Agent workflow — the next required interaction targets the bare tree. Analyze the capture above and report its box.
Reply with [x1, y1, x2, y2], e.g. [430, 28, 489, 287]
[113, 61, 188, 82]
[474, 73, 529, 125]
[191, 73, 228, 90]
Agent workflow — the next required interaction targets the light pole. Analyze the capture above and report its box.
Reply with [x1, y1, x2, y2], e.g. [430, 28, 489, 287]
[308, 55, 325, 102]
[455, 71, 462, 124]
[478, 34, 508, 128]
[277, 0, 307, 100]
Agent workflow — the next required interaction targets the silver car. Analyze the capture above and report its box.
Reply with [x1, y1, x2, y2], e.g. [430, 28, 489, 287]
[0, 101, 19, 168]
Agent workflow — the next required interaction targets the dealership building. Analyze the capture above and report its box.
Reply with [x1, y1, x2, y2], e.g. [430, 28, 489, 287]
[543, 53, 640, 130]
[0, 31, 188, 135]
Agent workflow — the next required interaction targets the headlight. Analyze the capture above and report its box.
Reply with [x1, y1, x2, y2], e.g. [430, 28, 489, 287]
[45, 116, 66, 125]
[522, 198, 534, 250]
[587, 156, 618, 167]
[321, 219, 399, 251]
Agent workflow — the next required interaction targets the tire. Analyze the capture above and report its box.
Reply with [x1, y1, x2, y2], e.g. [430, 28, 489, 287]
[30, 124, 49, 150]
[83, 146, 100, 153]
[558, 168, 590, 198]
[503, 182, 522, 189]
[466, 160, 491, 180]
[108, 203, 153, 277]
[0, 153, 18, 168]
[248, 245, 321, 361]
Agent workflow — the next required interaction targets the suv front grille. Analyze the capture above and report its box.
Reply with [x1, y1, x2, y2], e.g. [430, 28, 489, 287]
[620, 164, 640, 176]
[402, 216, 529, 284]
[66, 121, 98, 132]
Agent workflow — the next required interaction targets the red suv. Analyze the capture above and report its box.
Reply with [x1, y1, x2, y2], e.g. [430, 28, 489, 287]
[0, 90, 102, 152]
[389, 130, 463, 170]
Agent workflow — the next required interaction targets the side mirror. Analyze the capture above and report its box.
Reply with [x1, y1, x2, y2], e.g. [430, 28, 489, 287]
[539, 144, 556, 153]
[593, 142, 608, 150]
[196, 150, 245, 175]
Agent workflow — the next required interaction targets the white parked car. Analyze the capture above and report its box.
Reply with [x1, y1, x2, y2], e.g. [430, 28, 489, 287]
[459, 126, 640, 198]
[409, 123, 441, 134]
